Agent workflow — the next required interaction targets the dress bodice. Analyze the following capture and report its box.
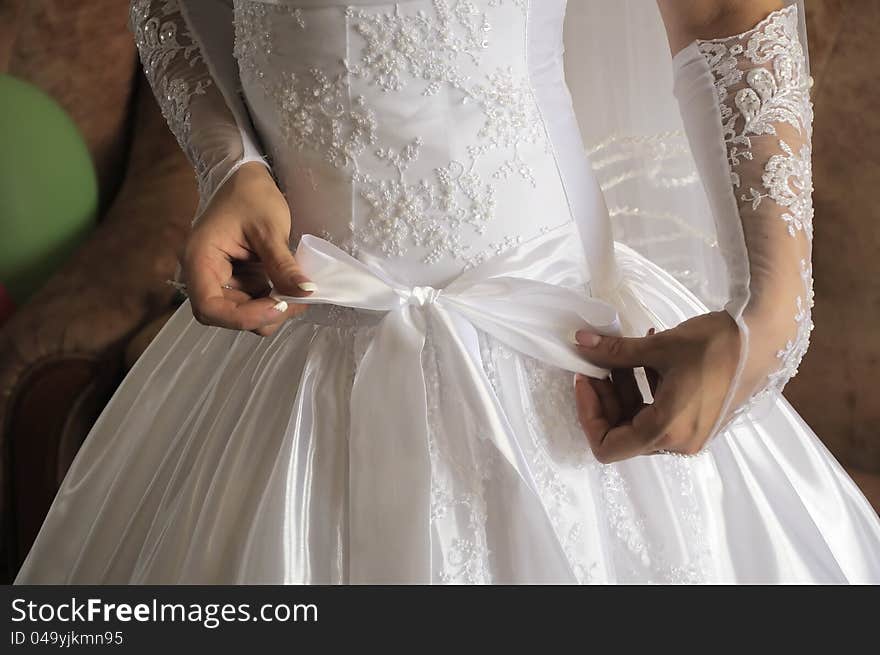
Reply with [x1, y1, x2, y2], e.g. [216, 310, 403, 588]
[232, 0, 611, 287]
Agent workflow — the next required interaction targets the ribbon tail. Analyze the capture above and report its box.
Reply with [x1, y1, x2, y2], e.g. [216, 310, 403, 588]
[430, 307, 540, 491]
[348, 306, 433, 584]
[445, 282, 621, 379]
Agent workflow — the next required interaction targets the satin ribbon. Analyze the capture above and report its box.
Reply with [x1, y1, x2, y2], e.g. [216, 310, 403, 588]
[278, 222, 620, 583]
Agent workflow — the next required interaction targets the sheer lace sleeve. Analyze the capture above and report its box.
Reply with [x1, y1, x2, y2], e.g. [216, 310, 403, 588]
[672, 5, 814, 430]
[129, 0, 269, 222]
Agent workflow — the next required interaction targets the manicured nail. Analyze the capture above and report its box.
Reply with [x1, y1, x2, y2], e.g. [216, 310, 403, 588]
[575, 330, 601, 347]
[270, 296, 288, 313]
[573, 372, 587, 388]
[298, 282, 317, 292]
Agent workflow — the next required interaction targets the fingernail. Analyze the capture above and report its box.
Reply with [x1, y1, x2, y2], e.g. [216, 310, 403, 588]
[573, 372, 587, 388]
[298, 282, 317, 292]
[575, 330, 601, 347]
[270, 296, 288, 313]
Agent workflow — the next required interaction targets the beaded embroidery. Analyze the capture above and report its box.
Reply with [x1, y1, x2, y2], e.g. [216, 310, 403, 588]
[345, 2, 490, 95]
[232, 0, 553, 265]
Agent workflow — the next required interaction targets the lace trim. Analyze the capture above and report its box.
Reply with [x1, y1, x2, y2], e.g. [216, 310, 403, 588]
[480, 338, 713, 583]
[345, 2, 491, 95]
[130, 0, 214, 197]
[698, 5, 814, 401]
[425, 329, 493, 584]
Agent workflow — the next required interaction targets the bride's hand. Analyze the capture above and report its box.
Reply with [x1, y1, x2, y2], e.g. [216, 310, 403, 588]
[181, 162, 315, 336]
[573, 311, 741, 462]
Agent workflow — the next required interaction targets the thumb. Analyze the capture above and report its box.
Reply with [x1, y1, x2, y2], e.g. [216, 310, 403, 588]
[575, 329, 664, 370]
[249, 224, 316, 297]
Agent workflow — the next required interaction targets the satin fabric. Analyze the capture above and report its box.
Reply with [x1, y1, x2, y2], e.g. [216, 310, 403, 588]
[15, 240, 880, 583]
[277, 223, 618, 582]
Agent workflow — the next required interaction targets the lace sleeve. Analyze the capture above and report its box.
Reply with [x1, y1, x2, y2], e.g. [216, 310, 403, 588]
[672, 5, 814, 429]
[129, 0, 269, 222]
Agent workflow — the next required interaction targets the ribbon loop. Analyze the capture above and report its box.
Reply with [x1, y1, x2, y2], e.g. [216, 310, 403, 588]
[406, 285, 442, 307]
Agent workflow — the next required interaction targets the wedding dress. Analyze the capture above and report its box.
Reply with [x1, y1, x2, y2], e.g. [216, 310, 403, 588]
[15, 0, 880, 584]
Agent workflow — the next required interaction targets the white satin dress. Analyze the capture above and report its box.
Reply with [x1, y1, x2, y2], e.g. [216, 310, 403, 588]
[16, 0, 880, 584]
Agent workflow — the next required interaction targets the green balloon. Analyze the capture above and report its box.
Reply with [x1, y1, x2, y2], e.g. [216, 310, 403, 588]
[0, 74, 98, 303]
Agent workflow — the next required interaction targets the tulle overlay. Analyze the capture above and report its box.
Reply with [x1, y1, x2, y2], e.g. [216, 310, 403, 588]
[17, 244, 880, 584]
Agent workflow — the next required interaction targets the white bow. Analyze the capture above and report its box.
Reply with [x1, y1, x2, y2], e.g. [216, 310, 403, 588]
[279, 222, 620, 583]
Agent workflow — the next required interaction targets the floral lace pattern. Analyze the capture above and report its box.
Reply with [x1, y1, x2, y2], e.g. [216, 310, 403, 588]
[518, 351, 597, 584]
[746, 140, 813, 238]
[469, 67, 549, 186]
[698, 5, 814, 401]
[232, 0, 555, 266]
[130, 0, 212, 193]
[425, 330, 493, 584]
[766, 258, 815, 390]
[345, 2, 490, 95]
[478, 335, 599, 583]
[478, 335, 714, 584]
[233, 3, 378, 170]
[352, 143, 497, 263]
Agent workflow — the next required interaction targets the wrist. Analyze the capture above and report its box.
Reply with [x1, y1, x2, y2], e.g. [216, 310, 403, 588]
[193, 158, 289, 232]
[228, 160, 275, 191]
[211, 160, 280, 210]
[742, 295, 805, 357]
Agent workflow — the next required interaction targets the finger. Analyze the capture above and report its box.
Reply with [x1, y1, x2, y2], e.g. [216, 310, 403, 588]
[574, 374, 614, 454]
[247, 224, 316, 298]
[222, 286, 309, 322]
[590, 375, 624, 427]
[610, 367, 642, 420]
[225, 265, 272, 296]
[590, 386, 674, 464]
[639, 328, 661, 399]
[231, 281, 293, 337]
[592, 405, 667, 464]
[184, 240, 256, 330]
[227, 275, 272, 298]
[576, 374, 645, 460]
[185, 238, 304, 331]
[193, 290, 295, 331]
[251, 321, 287, 338]
[575, 329, 666, 370]
[220, 286, 254, 304]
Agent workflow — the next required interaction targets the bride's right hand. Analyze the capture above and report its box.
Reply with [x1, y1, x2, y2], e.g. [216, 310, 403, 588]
[181, 161, 315, 336]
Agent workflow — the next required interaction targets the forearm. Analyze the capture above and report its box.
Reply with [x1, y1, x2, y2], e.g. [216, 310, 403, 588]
[665, 2, 814, 423]
[129, 0, 270, 222]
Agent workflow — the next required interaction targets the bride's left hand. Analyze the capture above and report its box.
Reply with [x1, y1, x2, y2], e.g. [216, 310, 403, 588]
[573, 311, 740, 463]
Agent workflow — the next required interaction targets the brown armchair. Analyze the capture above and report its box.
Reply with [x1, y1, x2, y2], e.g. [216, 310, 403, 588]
[0, 0, 197, 582]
